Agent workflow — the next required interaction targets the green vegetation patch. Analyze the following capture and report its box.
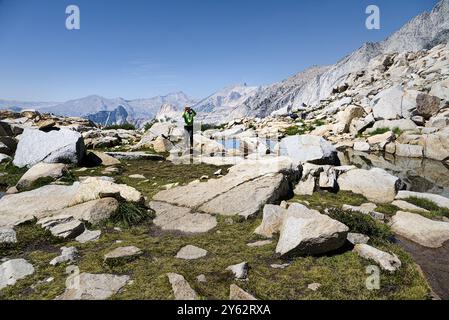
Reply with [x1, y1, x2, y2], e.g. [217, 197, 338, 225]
[403, 197, 449, 219]
[117, 160, 232, 199]
[327, 208, 393, 245]
[0, 161, 27, 190]
[366, 127, 403, 137]
[292, 190, 367, 211]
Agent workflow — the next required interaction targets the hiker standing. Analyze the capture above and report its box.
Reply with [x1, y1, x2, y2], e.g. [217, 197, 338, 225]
[182, 105, 197, 154]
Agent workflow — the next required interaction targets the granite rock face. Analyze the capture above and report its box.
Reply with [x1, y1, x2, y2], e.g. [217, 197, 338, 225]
[13, 128, 86, 168]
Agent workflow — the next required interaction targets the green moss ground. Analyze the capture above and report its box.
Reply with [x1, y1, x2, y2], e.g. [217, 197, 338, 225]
[0, 160, 431, 300]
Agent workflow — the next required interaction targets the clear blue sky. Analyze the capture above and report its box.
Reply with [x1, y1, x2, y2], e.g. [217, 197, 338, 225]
[0, 0, 438, 102]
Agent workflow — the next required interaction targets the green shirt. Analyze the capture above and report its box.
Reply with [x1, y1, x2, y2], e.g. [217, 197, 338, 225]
[182, 109, 197, 126]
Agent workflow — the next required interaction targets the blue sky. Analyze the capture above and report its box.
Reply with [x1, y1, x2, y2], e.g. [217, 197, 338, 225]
[0, 0, 438, 102]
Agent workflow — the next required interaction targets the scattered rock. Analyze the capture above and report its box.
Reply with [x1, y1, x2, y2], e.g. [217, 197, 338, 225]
[270, 263, 290, 269]
[150, 201, 217, 234]
[90, 151, 121, 166]
[254, 204, 286, 238]
[57, 272, 130, 300]
[367, 131, 395, 151]
[196, 274, 207, 283]
[0, 153, 11, 164]
[307, 283, 321, 291]
[275, 203, 349, 257]
[38, 216, 85, 239]
[416, 93, 441, 119]
[294, 175, 315, 196]
[391, 200, 429, 214]
[74, 177, 144, 204]
[152, 136, 174, 153]
[37, 119, 56, 130]
[16, 162, 67, 191]
[390, 211, 449, 248]
[247, 240, 273, 247]
[229, 284, 257, 300]
[129, 174, 146, 179]
[104, 246, 143, 265]
[0, 259, 35, 290]
[50, 247, 78, 266]
[0, 227, 17, 244]
[353, 141, 370, 152]
[105, 152, 164, 161]
[342, 203, 385, 220]
[167, 273, 198, 300]
[175, 245, 208, 260]
[347, 233, 370, 245]
[75, 229, 101, 243]
[39, 198, 119, 226]
[353, 244, 401, 272]
[226, 262, 249, 280]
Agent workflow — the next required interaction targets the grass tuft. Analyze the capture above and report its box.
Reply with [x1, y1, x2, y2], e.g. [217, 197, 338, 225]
[109, 202, 154, 228]
[327, 208, 393, 244]
[403, 197, 449, 219]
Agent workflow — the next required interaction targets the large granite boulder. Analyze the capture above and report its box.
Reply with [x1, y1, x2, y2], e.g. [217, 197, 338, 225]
[415, 93, 441, 119]
[372, 86, 417, 120]
[390, 211, 449, 248]
[422, 130, 449, 161]
[153, 157, 299, 219]
[0, 177, 141, 227]
[13, 128, 86, 168]
[279, 135, 339, 165]
[337, 168, 402, 203]
[275, 203, 349, 257]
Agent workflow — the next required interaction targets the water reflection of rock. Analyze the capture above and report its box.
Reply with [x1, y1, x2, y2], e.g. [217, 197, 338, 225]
[339, 150, 449, 197]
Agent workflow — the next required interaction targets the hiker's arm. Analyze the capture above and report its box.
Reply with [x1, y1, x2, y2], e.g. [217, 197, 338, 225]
[191, 109, 197, 116]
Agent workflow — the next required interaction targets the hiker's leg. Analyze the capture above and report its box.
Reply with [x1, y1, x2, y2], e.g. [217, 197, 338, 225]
[183, 127, 190, 151]
[189, 127, 194, 155]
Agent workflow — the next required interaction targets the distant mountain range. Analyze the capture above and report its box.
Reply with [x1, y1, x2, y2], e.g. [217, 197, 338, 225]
[2, 0, 449, 126]
[0, 92, 196, 127]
